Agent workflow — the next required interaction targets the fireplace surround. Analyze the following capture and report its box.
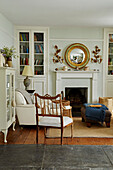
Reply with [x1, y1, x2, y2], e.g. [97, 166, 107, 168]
[55, 71, 99, 115]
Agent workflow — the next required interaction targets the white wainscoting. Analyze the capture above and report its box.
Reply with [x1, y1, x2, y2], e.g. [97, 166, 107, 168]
[106, 80, 113, 97]
[17, 77, 46, 95]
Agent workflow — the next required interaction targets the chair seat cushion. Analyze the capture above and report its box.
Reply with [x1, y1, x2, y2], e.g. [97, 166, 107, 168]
[39, 116, 73, 127]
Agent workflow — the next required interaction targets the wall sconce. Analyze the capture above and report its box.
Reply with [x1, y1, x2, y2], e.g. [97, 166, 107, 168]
[91, 46, 102, 64]
[53, 45, 63, 63]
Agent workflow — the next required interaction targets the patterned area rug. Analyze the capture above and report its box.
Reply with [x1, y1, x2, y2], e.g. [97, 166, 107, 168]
[46, 117, 113, 138]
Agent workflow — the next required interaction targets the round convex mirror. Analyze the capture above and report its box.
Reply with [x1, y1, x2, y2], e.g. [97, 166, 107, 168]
[65, 43, 90, 69]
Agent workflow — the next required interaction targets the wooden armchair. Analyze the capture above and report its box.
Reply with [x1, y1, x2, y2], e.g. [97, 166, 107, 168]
[34, 93, 73, 145]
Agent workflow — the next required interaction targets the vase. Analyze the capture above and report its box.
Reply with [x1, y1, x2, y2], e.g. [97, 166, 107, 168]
[7, 60, 12, 67]
[7, 57, 12, 67]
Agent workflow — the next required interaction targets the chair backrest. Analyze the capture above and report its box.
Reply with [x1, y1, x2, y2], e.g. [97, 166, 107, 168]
[34, 93, 63, 117]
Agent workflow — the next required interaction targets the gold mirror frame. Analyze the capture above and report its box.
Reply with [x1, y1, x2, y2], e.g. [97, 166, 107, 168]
[65, 43, 90, 69]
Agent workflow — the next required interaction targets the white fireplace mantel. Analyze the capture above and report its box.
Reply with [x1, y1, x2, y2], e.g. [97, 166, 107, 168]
[55, 70, 99, 103]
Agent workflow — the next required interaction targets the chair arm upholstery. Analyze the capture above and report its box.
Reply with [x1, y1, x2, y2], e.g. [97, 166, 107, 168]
[99, 97, 113, 115]
[107, 99, 113, 114]
[16, 104, 35, 108]
[16, 104, 36, 125]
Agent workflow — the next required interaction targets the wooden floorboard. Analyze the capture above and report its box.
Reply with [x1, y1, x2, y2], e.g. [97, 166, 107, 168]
[0, 123, 113, 145]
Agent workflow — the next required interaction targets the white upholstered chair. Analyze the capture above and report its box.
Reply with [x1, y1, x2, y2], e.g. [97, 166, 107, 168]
[15, 90, 36, 125]
[34, 93, 73, 145]
[99, 97, 113, 116]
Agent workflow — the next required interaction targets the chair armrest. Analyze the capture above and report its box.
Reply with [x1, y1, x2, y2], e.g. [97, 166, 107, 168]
[62, 105, 72, 110]
[62, 105, 72, 118]
[16, 104, 35, 108]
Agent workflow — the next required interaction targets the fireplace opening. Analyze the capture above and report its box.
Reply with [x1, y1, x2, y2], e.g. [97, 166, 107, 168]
[65, 87, 88, 117]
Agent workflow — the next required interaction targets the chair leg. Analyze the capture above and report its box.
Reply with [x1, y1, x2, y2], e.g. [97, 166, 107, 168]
[61, 127, 63, 145]
[106, 122, 110, 128]
[71, 124, 73, 138]
[86, 122, 91, 128]
[82, 117, 85, 122]
[36, 125, 39, 144]
[44, 128, 47, 144]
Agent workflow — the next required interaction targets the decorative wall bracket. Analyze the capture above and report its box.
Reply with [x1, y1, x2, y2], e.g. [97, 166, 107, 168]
[53, 45, 63, 63]
[91, 46, 102, 64]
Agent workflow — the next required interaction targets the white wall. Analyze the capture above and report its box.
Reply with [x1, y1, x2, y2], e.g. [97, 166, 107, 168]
[0, 13, 14, 47]
[49, 27, 104, 101]
[0, 14, 105, 100]
[0, 13, 18, 84]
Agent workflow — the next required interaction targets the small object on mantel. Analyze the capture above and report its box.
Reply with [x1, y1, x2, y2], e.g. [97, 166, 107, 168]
[93, 69, 99, 72]
[55, 68, 58, 71]
[84, 66, 90, 71]
[74, 66, 79, 71]
[62, 66, 67, 71]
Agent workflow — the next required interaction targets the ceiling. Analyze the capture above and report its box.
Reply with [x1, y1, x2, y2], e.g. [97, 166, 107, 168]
[0, 0, 113, 27]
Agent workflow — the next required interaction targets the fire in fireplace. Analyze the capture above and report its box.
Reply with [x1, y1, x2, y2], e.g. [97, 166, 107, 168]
[65, 87, 88, 117]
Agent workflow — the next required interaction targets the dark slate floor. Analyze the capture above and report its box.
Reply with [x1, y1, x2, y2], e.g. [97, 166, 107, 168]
[0, 144, 113, 170]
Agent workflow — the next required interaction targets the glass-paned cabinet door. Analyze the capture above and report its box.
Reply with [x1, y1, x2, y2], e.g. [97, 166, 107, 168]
[6, 75, 10, 122]
[19, 32, 29, 75]
[108, 34, 113, 75]
[11, 74, 15, 118]
[34, 32, 44, 75]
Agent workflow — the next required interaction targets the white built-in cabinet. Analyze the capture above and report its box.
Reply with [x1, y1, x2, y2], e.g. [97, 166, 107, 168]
[15, 26, 48, 94]
[104, 28, 113, 97]
[0, 67, 16, 143]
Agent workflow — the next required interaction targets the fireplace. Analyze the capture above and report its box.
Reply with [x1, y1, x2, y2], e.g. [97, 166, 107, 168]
[55, 71, 99, 104]
[65, 87, 88, 117]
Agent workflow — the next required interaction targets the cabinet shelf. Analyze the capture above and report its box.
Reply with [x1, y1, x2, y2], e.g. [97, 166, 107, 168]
[20, 65, 29, 66]
[20, 53, 29, 55]
[108, 53, 113, 55]
[34, 53, 43, 55]
[34, 41, 43, 43]
[34, 65, 44, 67]
[20, 41, 29, 43]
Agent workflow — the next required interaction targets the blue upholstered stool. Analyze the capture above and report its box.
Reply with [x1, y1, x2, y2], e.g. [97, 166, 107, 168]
[81, 104, 111, 127]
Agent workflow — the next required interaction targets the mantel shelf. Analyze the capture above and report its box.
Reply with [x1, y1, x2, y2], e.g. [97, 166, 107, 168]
[54, 70, 99, 73]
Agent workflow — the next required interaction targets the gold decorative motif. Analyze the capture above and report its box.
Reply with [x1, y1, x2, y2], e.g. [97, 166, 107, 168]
[53, 45, 63, 63]
[91, 46, 102, 64]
